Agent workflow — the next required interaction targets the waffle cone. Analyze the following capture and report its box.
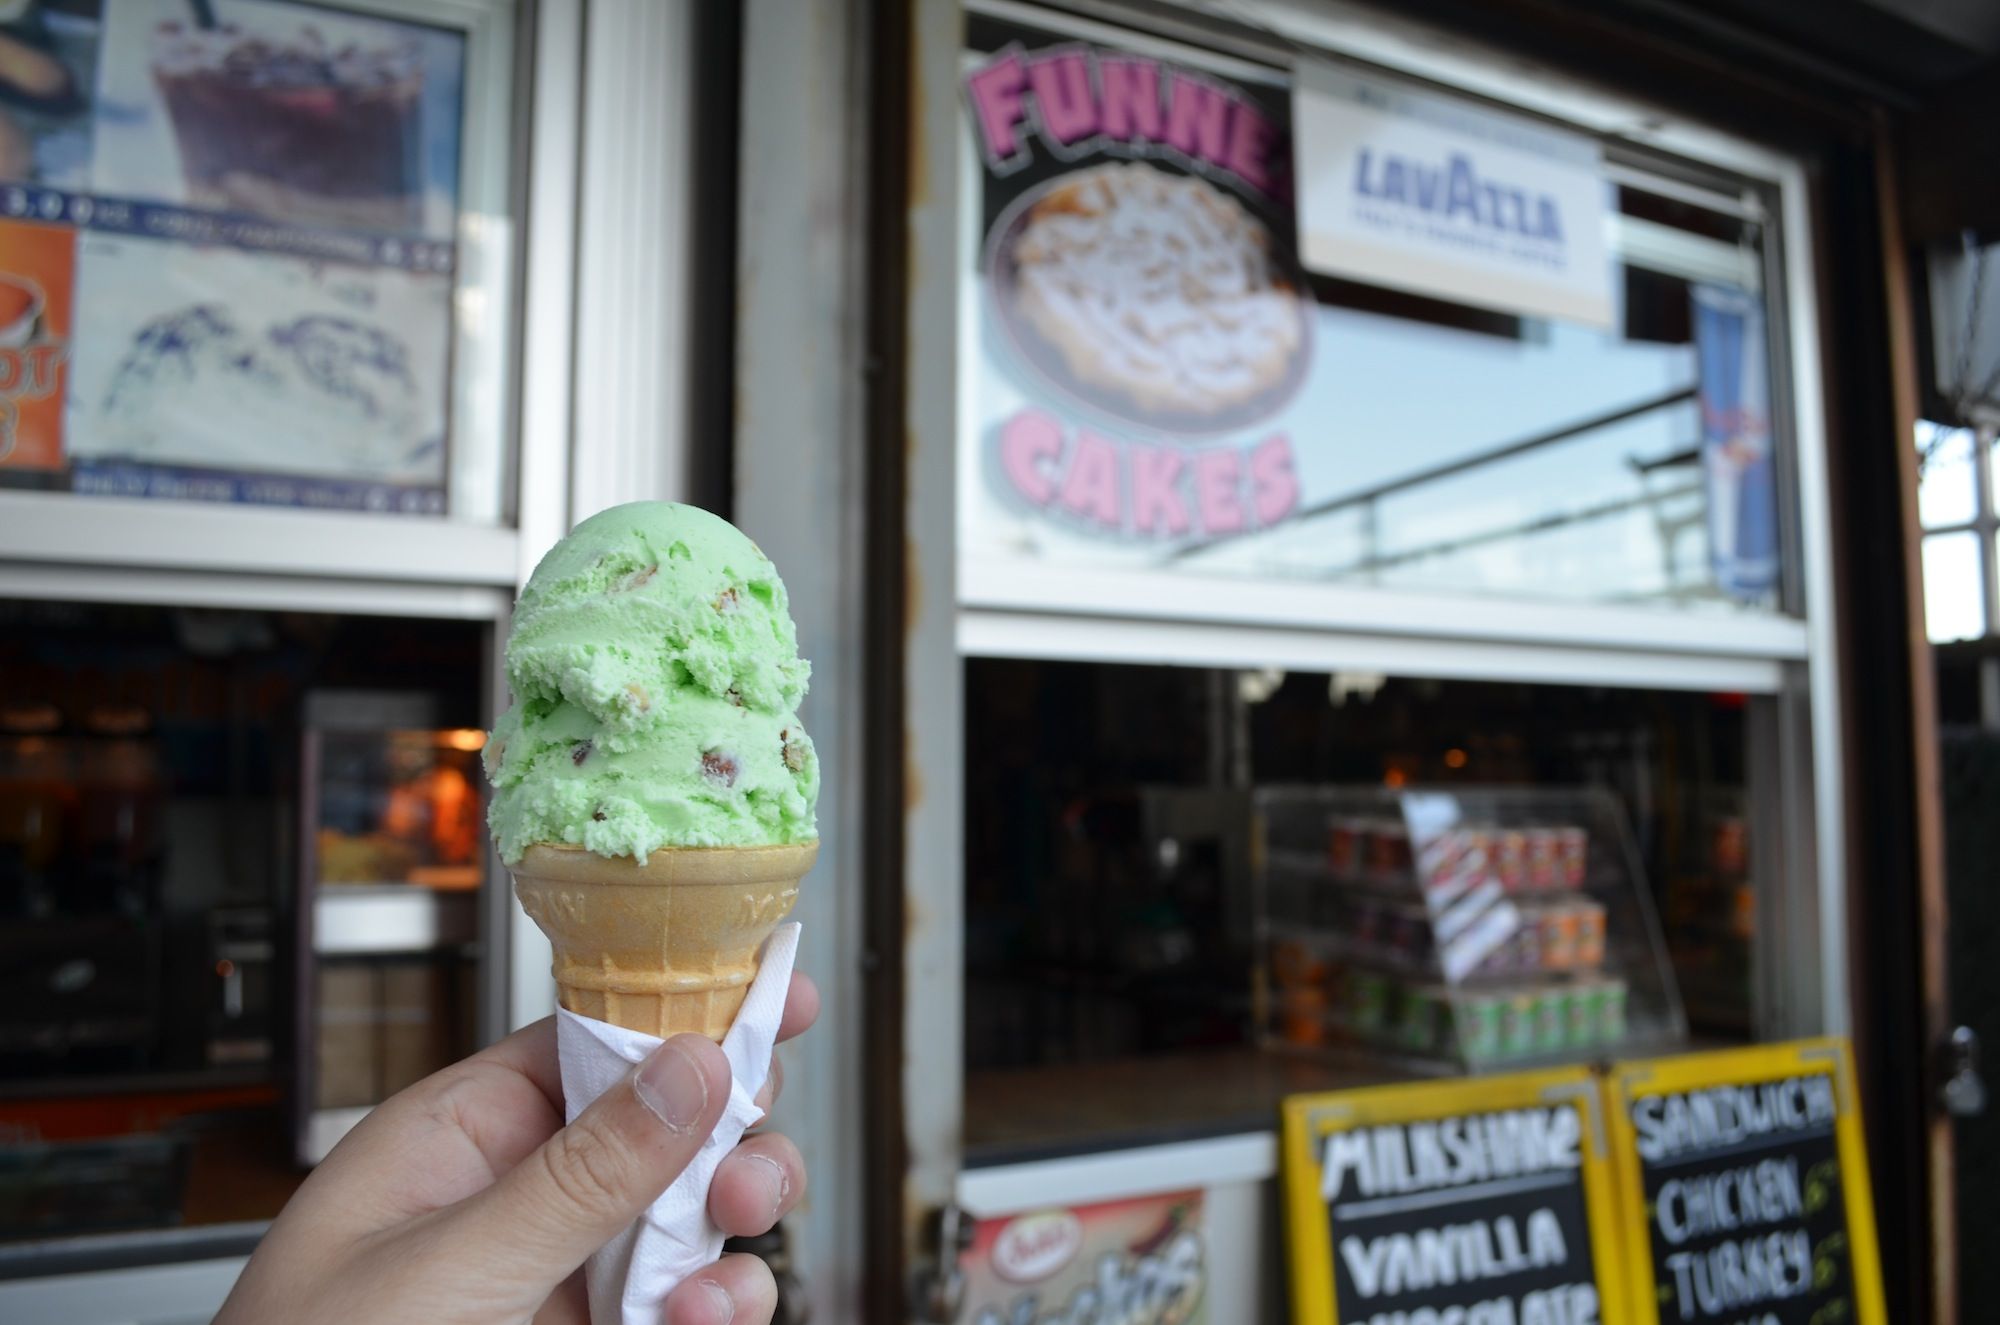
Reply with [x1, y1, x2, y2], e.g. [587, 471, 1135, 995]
[511, 840, 817, 1039]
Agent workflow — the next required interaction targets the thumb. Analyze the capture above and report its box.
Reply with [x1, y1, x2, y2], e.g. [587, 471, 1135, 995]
[440, 1033, 732, 1285]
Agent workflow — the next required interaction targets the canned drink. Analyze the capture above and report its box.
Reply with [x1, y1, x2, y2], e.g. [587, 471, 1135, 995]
[1368, 821, 1412, 882]
[1328, 817, 1366, 878]
[1352, 897, 1384, 948]
[1600, 980, 1629, 1043]
[1280, 986, 1328, 1046]
[1526, 828, 1560, 890]
[1555, 826, 1589, 888]
[1388, 906, 1432, 969]
[1574, 901, 1607, 968]
[1399, 985, 1445, 1053]
[1457, 991, 1506, 1062]
[1542, 903, 1582, 969]
[1499, 991, 1539, 1057]
[1565, 983, 1602, 1049]
[1272, 939, 1329, 989]
[1349, 971, 1393, 1036]
[1533, 986, 1567, 1054]
[1493, 830, 1529, 892]
[1713, 816, 1748, 877]
[1505, 914, 1541, 972]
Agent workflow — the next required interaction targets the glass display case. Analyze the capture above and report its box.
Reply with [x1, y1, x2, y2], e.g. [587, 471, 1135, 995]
[961, 657, 1751, 1156]
[296, 691, 483, 1163]
[1255, 785, 1686, 1073]
[0, 601, 489, 1252]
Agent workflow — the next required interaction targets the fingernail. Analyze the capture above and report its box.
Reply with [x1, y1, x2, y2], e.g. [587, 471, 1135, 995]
[747, 1151, 790, 1219]
[634, 1041, 708, 1133]
[699, 1278, 734, 1324]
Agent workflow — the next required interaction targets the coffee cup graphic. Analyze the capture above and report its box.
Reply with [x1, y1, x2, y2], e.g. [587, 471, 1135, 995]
[0, 273, 44, 347]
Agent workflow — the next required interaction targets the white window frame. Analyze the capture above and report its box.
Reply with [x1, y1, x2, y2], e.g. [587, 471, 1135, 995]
[0, 0, 525, 578]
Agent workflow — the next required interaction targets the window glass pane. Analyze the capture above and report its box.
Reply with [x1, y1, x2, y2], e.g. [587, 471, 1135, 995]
[964, 658, 1757, 1155]
[959, 10, 1792, 620]
[0, 0, 513, 524]
[1918, 420, 1979, 529]
[1183, 257, 1783, 614]
[1923, 531, 1984, 642]
[0, 600, 489, 1245]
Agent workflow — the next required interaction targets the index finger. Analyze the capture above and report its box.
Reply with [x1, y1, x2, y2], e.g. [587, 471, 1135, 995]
[472, 971, 814, 1102]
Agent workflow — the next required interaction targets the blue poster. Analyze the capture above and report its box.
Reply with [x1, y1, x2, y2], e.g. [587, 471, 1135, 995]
[1692, 284, 1779, 602]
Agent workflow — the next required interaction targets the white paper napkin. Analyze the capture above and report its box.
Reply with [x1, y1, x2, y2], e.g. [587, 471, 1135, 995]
[555, 922, 801, 1325]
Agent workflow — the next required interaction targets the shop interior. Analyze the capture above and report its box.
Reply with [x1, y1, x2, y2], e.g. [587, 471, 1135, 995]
[0, 599, 489, 1253]
[962, 657, 1760, 1159]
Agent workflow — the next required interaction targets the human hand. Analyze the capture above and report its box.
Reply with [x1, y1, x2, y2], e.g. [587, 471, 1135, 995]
[216, 975, 818, 1325]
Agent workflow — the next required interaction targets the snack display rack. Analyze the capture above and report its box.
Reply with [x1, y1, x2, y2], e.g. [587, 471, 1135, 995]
[1255, 786, 1687, 1071]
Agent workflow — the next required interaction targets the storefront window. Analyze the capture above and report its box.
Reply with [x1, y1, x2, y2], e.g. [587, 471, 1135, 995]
[962, 658, 1760, 1156]
[0, 600, 489, 1247]
[0, 0, 514, 523]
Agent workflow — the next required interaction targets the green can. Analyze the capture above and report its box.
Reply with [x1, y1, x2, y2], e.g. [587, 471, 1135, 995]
[1499, 991, 1538, 1057]
[1457, 991, 1506, 1063]
[1533, 986, 1567, 1054]
[1349, 971, 1393, 1037]
[1566, 982, 1606, 1049]
[1601, 980, 1629, 1043]
[1399, 985, 1445, 1054]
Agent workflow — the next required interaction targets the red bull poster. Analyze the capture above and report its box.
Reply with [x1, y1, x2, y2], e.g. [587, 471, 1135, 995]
[1691, 284, 1779, 603]
[957, 1190, 1207, 1325]
[960, 5, 1307, 565]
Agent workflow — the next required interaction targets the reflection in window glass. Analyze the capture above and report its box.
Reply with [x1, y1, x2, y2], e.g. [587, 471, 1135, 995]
[1187, 280, 1744, 608]
[1169, 203, 1783, 615]
[1923, 531, 1984, 642]
[1917, 421, 1979, 529]
[960, 152, 1790, 619]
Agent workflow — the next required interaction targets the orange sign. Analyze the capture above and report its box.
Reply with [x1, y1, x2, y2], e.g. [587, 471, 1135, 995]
[0, 218, 74, 474]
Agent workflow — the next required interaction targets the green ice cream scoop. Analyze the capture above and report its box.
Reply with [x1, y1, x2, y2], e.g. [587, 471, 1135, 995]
[484, 501, 818, 864]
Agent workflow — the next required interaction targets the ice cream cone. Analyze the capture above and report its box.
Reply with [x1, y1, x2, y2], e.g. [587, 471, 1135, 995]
[511, 840, 817, 1039]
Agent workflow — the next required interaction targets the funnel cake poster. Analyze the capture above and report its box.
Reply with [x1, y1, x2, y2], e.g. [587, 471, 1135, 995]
[960, 8, 1308, 564]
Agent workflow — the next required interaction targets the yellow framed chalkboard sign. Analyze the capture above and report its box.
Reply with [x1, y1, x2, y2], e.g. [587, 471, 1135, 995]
[1282, 1068, 1631, 1325]
[1604, 1039, 1887, 1325]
